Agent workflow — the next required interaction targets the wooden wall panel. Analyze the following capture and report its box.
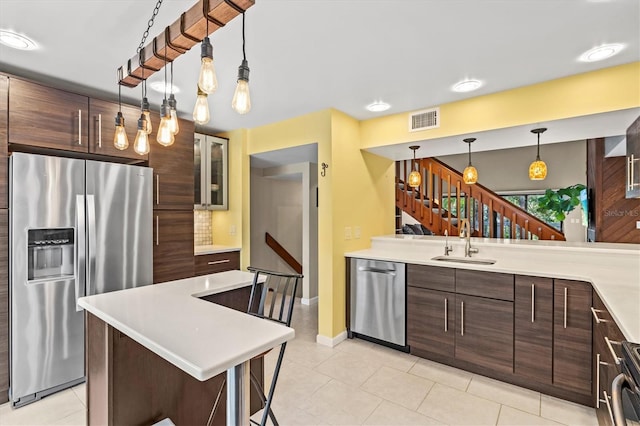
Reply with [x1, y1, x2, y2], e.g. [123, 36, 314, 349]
[587, 137, 640, 243]
[0, 75, 7, 209]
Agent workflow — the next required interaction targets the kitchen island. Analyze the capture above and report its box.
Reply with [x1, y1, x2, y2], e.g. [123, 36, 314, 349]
[78, 270, 294, 425]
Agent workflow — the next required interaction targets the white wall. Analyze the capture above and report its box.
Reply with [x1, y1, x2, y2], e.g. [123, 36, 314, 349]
[437, 140, 587, 241]
[250, 162, 319, 303]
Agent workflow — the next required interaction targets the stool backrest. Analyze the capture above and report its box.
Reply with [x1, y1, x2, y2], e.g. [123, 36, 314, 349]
[246, 267, 303, 327]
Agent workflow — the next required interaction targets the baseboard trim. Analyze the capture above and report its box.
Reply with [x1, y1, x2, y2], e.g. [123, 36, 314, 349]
[316, 330, 347, 348]
[301, 296, 318, 306]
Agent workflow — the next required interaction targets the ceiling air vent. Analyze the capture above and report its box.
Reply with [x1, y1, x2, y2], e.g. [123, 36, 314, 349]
[409, 107, 440, 132]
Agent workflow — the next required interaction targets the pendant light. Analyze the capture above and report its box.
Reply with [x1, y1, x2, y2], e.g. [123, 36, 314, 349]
[463, 138, 478, 185]
[167, 61, 179, 135]
[157, 44, 175, 147]
[193, 87, 210, 124]
[408, 145, 422, 188]
[232, 12, 251, 114]
[529, 128, 548, 180]
[197, 12, 218, 94]
[113, 83, 129, 150]
[134, 69, 150, 155]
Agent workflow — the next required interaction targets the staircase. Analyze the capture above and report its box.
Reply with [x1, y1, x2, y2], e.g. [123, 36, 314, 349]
[396, 157, 565, 241]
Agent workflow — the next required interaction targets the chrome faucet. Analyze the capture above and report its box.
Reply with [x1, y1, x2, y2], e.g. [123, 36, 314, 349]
[443, 230, 453, 256]
[459, 219, 479, 258]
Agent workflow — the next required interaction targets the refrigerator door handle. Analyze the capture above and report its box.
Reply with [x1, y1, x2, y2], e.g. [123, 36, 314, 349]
[87, 194, 97, 296]
[75, 195, 86, 311]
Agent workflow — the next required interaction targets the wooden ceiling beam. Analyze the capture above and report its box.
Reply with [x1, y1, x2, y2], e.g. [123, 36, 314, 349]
[118, 0, 255, 87]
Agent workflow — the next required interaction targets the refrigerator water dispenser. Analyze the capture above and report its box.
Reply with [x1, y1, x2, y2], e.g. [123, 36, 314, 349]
[27, 228, 74, 281]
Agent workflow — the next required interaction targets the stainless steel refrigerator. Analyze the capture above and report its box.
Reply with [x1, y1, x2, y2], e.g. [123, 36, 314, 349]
[9, 153, 153, 407]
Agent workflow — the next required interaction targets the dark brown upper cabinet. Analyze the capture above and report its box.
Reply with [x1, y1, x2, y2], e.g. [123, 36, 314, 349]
[149, 117, 195, 210]
[0, 75, 7, 209]
[88, 98, 147, 161]
[9, 78, 89, 152]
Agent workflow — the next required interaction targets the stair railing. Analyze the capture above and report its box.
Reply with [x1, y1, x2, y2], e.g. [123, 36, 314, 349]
[396, 157, 565, 241]
[265, 232, 303, 274]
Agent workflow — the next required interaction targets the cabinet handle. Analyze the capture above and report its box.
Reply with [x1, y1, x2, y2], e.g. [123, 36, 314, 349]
[601, 391, 614, 425]
[156, 175, 160, 205]
[156, 215, 159, 246]
[460, 301, 464, 336]
[78, 109, 82, 145]
[208, 260, 230, 265]
[531, 283, 535, 323]
[605, 337, 622, 365]
[591, 307, 608, 324]
[98, 114, 102, 148]
[596, 353, 601, 409]
[563, 287, 567, 329]
[630, 154, 635, 191]
[444, 297, 448, 332]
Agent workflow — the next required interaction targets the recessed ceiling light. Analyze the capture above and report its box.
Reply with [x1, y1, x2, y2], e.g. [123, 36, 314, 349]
[579, 44, 624, 62]
[0, 30, 37, 50]
[452, 79, 482, 93]
[366, 101, 390, 112]
[149, 81, 180, 94]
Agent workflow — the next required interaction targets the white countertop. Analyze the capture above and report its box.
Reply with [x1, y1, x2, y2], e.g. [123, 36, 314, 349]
[346, 235, 640, 342]
[194, 244, 241, 255]
[78, 271, 294, 381]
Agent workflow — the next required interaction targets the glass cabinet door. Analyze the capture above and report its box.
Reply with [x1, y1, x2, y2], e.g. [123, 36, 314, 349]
[194, 133, 228, 210]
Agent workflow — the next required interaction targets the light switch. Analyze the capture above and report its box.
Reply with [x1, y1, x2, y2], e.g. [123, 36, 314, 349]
[229, 224, 237, 236]
[345, 226, 352, 240]
[636, 221, 640, 230]
[354, 226, 361, 239]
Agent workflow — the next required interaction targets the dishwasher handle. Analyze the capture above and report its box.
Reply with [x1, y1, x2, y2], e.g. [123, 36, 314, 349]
[358, 266, 396, 276]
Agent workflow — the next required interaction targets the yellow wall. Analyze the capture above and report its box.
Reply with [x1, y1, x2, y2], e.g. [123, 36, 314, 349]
[216, 109, 394, 340]
[361, 62, 640, 148]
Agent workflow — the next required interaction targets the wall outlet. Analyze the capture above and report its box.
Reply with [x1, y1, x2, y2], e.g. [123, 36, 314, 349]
[636, 221, 640, 230]
[345, 226, 352, 240]
[229, 224, 237, 236]
[354, 226, 361, 239]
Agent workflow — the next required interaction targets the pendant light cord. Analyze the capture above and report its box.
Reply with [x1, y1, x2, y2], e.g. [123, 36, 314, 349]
[118, 83, 122, 113]
[164, 44, 167, 99]
[468, 142, 472, 166]
[536, 132, 541, 160]
[242, 12, 246, 61]
[170, 61, 174, 95]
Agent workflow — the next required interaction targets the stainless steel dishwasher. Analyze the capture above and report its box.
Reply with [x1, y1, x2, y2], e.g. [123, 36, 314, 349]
[349, 258, 406, 348]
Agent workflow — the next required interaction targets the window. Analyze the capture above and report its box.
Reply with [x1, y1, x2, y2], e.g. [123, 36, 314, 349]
[500, 192, 562, 232]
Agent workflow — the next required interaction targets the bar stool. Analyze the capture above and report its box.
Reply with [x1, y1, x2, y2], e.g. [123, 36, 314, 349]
[207, 267, 303, 426]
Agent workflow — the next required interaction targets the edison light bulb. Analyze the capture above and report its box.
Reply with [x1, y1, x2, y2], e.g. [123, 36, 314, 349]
[232, 59, 251, 114]
[198, 37, 217, 94]
[168, 94, 179, 135]
[113, 112, 129, 150]
[192, 90, 210, 125]
[157, 100, 175, 147]
[232, 80, 251, 114]
[133, 115, 150, 155]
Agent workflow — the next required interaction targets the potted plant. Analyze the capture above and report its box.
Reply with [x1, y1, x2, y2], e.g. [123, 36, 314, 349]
[536, 183, 586, 222]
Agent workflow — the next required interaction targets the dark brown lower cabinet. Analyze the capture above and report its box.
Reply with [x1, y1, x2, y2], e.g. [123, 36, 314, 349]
[407, 287, 455, 358]
[0, 209, 7, 403]
[592, 290, 625, 425]
[195, 251, 240, 276]
[553, 279, 593, 396]
[454, 294, 514, 375]
[153, 210, 194, 283]
[514, 275, 553, 383]
[87, 286, 263, 426]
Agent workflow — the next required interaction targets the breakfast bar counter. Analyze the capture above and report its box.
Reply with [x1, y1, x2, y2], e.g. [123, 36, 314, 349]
[78, 270, 294, 425]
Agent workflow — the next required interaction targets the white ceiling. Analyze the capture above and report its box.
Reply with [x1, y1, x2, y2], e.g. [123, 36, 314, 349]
[0, 0, 638, 155]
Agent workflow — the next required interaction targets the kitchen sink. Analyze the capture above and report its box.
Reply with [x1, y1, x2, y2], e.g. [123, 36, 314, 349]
[431, 255, 497, 265]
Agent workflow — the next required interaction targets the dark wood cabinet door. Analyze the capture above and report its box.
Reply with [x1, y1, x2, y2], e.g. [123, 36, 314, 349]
[455, 269, 514, 301]
[553, 279, 592, 396]
[8, 78, 88, 152]
[455, 294, 514, 374]
[88, 98, 147, 160]
[0, 75, 7, 209]
[407, 264, 455, 292]
[153, 210, 194, 283]
[514, 276, 553, 383]
[0, 210, 7, 403]
[149, 118, 195, 210]
[407, 287, 455, 358]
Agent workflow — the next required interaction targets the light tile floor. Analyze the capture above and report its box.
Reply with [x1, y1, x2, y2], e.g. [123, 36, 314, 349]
[0, 301, 598, 425]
